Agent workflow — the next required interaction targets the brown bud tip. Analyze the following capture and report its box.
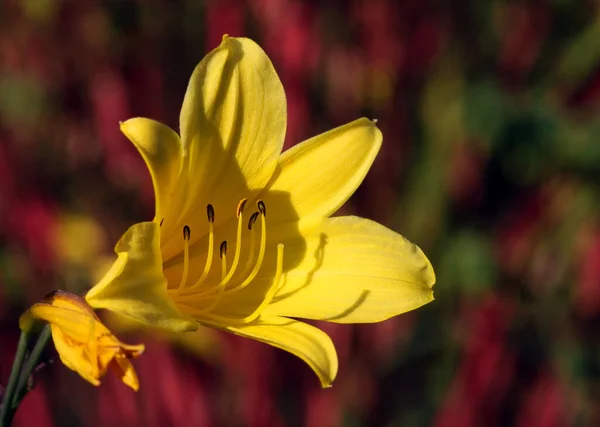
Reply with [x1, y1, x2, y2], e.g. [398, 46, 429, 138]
[257, 200, 266, 216]
[219, 241, 228, 258]
[183, 225, 191, 240]
[207, 204, 215, 223]
[43, 290, 60, 301]
[237, 198, 248, 217]
[248, 212, 259, 230]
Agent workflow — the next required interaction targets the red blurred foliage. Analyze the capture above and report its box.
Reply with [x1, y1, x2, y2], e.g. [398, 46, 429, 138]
[6, 195, 58, 274]
[12, 386, 53, 427]
[448, 141, 486, 209]
[93, 342, 213, 427]
[516, 371, 567, 427]
[497, 3, 550, 88]
[567, 64, 600, 110]
[495, 190, 547, 278]
[221, 333, 284, 427]
[576, 225, 600, 318]
[434, 295, 516, 427]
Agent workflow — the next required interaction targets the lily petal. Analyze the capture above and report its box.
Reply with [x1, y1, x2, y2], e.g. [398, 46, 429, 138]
[25, 303, 97, 341]
[261, 216, 435, 323]
[112, 354, 141, 391]
[120, 118, 183, 221]
[261, 118, 382, 226]
[223, 316, 338, 387]
[162, 36, 286, 258]
[22, 291, 145, 390]
[24, 303, 101, 384]
[86, 222, 198, 332]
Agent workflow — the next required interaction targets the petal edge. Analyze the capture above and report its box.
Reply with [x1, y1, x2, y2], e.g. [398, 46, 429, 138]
[262, 216, 435, 323]
[223, 316, 338, 387]
[261, 118, 382, 226]
[86, 222, 198, 333]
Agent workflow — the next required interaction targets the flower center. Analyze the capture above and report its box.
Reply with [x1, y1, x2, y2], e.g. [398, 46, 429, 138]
[169, 199, 284, 325]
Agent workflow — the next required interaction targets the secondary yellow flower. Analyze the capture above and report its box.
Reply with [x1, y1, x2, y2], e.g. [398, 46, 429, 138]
[20, 290, 144, 390]
[86, 35, 435, 387]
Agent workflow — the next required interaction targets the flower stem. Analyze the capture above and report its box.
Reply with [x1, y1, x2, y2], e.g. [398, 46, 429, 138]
[13, 325, 51, 408]
[0, 331, 29, 427]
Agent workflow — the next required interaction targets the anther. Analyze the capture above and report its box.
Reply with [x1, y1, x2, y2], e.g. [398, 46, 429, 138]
[257, 200, 266, 217]
[248, 212, 259, 230]
[183, 225, 191, 240]
[207, 204, 215, 223]
[220, 241, 228, 258]
[237, 198, 248, 217]
[160, 218, 164, 226]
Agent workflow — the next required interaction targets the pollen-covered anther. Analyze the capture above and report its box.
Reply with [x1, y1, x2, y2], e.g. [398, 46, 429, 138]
[237, 198, 248, 218]
[248, 212, 259, 230]
[219, 240, 228, 282]
[257, 200, 267, 216]
[207, 204, 215, 223]
[219, 241, 228, 258]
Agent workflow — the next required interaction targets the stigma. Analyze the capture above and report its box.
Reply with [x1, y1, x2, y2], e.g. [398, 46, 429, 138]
[170, 199, 284, 324]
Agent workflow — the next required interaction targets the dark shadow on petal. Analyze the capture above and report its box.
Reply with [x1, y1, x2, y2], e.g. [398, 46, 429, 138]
[271, 233, 327, 304]
[321, 290, 370, 322]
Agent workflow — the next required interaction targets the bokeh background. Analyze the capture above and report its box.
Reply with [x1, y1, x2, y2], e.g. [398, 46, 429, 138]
[2, 0, 600, 426]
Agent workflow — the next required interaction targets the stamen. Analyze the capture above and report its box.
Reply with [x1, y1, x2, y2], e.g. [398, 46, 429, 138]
[177, 225, 191, 292]
[173, 200, 283, 324]
[183, 202, 253, 300]
[237, 198, 248, 217]
[220, 199, 247, 287]
[240, 216, 257, 279]
[223, 202, 267, 295]
[184, 199, 248, 296]
[181, 205, 215, 293]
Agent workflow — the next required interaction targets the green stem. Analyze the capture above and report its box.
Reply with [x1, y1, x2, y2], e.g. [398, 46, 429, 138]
[0, 332, 29, 427]
[12, 326, 51, 408]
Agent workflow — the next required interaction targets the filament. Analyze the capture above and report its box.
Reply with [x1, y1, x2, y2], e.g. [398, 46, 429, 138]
[177, 225, 191, 292]
[171, 199, 283, 323]
[179, 243, 284, 325]
[181, 205, 215, 292]
[223, 208, 266, 295]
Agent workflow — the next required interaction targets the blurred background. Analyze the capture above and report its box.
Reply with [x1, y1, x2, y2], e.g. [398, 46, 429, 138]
[1, 0, 600, 426]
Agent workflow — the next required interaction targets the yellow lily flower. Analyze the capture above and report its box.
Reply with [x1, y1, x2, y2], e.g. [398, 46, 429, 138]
[85, 35, 435, 387]
[20, 290, 144, 390]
